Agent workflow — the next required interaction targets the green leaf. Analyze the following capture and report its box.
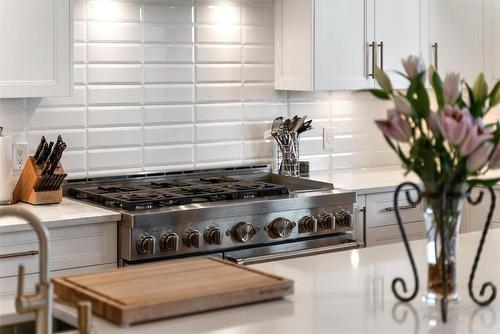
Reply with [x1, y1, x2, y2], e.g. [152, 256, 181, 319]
[490, 80, 500, 108]
[467, 178, 500, 187]
[415, 80, 430, 118]
[473, 73, 488, 103]
[430, 68, 444, 108]
[374, 67, 393, 93]
[365, 89, 391, 100]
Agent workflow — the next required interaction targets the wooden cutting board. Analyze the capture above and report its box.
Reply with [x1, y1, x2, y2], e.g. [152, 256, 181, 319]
[53, 257, 293, 326]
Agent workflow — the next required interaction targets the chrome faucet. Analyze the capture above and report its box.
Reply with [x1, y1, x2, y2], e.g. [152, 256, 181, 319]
[0, 207, 52, 334]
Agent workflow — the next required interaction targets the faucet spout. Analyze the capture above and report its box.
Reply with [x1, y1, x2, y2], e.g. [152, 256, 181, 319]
[0, 207, 52, 334]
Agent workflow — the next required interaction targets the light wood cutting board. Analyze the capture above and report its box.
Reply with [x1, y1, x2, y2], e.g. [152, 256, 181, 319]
[53, 257, 293, 326]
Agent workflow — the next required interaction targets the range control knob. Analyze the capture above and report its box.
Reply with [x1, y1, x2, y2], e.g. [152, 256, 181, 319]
[204, 227, 223, 245]
[233, 222, 258, 243]
[335, 208, 352, 227]
[136, 234, 156, 255]
[299, 215, 318, 233]
[268, 217, 295, 238]
[160, 232, 179, 252]
[183, 229, 201, 248]
[318, 212, 336, 230]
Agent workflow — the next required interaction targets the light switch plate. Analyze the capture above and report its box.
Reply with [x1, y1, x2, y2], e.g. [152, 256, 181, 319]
[13, 143, 29, 171]
[323, 127, 335, 151]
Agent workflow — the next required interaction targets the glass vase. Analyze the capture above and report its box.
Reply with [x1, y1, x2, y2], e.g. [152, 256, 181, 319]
[422, 185, 466, 304]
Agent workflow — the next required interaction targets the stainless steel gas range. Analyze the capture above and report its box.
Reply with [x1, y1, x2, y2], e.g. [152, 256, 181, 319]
[66, 166, 362, 265]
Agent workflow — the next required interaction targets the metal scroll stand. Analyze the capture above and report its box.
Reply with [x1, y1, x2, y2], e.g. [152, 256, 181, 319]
[391, 182, 497, 323]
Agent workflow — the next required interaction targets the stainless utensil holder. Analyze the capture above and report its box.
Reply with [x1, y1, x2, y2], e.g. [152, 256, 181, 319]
[276, 142, 300, 176]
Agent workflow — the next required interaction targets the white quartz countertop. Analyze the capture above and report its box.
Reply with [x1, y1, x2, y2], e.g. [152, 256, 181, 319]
[2, 229, 496, 333]
[0, 198, 120, 234]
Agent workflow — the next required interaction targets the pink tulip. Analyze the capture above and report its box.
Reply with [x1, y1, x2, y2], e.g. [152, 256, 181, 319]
[441, 106, 472, 145]
[427, 112, 442, 135]
[375, 109, 412, 142]
[443, 72, 461, 104]
[489, 144, 500, 169]
[460, 123, 492, 156]
[467, 142, 493, 173]
[402, 56, 426, 79]
[394, 96, 412, 115]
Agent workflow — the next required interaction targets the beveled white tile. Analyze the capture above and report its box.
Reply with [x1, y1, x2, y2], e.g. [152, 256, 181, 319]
[28, 130, 86, 151]
[88, 44, 141, 63]
[301, 154, 331, 171]
[196, 83, 241, 102]
[144, 125, 194, 145]
[88, 107, 142, 127]
[243, 46, 273, 63]
[243, 26, 273, 45]
[144, 2, 193, 24]
[87, 65, 142, 84]
[144, 45, 193, 63]
[242, 83, 284, 101]
[74, 65, 86, 85]
[196, 103, 242, 122]
[73, 0, 86, 21]
[74, 21, 86, 42]
[144, 105, 194, 125]
[196, 45, 241, 63]
[243, 64, 273, 82]
[195, 122, 242, 142]
[144, 24, 193, 43]
[88, 0, 141, 22]
[289, 101, 331, 119]
[87, 23, 141, 42]
[74, 44, 86, 63]
[88, 86, 142, 106]
[144, 145, 194, 166]
[61, 151, 87, 173]
[243, 140, 272, 160]
[87, 127, 142, 149]
[28, 108, 86, 130]
[144, 65, 194, 84]
[144, 85, 194, 104]
[300, 138, 325, 156]
[196, 25, 241, 44]
[38, 87, 86, 107]
[243, 5, 273, 26]
[196, 64, 241, 82]
[243, 102, 286, 121]
[87, 148, 142, 170]
[331, 150, 399, 170]
[195, 141, 242, 162]
[242, 121, 270, 140]
[196, 4, 241, 24]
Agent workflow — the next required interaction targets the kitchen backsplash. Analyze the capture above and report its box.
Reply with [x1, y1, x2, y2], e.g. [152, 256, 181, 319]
[0, 0, 398, 179]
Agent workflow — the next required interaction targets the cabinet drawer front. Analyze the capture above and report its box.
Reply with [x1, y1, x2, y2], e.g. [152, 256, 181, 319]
[366, 190, 422, 228]
[0, 263, 117, 297]
[0, 222, 116, 278]
[366, 221, 425, 247]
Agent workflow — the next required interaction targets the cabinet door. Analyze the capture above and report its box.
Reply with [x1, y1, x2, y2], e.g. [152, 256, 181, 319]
[374, 0, 423, 89]
[314, 0, 375, 90]
[0, 0, 72, 98]
[429, 0, 484, 83]
[366, 221, 425, 247]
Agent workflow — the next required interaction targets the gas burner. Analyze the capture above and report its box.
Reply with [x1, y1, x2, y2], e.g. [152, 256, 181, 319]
[97, 184, 143, 193]
[150, 180, 193, 188]
[199, 176, 238, 184]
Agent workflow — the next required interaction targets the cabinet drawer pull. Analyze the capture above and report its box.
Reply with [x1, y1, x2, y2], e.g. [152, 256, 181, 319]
[432, 42, 438, 70]
[384, 204, 417, 212]
[0, 250, 39, 259]
[368, 41, 376, 78]
[377, 41, 384, 70]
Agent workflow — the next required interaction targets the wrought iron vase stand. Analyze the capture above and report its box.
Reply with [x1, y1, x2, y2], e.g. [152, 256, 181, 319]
[392, 182, 497, 322]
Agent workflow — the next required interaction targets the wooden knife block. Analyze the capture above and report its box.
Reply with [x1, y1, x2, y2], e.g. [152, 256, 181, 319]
[13, 156, 65, 205]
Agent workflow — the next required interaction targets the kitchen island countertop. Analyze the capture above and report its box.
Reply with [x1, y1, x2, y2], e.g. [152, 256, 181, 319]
[2, 229, 498, 333]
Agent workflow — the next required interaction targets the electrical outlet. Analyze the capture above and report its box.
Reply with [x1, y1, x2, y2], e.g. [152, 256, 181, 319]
[323, 127, 335, 151]
[13, 143, 29, 171]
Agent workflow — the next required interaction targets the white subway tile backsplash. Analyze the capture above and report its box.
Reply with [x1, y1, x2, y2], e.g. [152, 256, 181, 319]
[196, 4, 241, 24]
[87, 44, 141, 63]
[196, 25, 241, 44]
[144, 65, 194, 84]
[242, 83, 284, 101]
[87, 127, 142, 148]
[144, 45, 193, 63]
[88, 107, 142, 127]
[195, 123, 242, 142]
[289, 101, 331, 119]
[74, 65, 86, 85]
[74, 44, 87, 63]
[61, 151, 87, 173]
[28, 130, 86, 151]
[87, 65, 142, 84]
[196, 83, 241, 102]
[144, 105, 194, 125]
[143, 3, 193, 24]
[88, 86, 142, 105]
[38, 87, 86, 107]
[196, 45, 241, 63]
[74, 22, 86, 42]
[144, 145, 194, 166]
[196, 103, 242, 122]
[73, 0, 86, 21]
[144, 125, 194, 145]
[196, 64, 241, 82]
[87, 23, 142, 42]
[195, 141, 242, 162]
[243, 122, 270, 140]
[243, 65, 273, 82]
[88, 0, 142, 22]
[243, 46, 273, 63]
[243, 140, 272, 160]
[27, 108, 86, 130]
[243, 102, 286, 121]
[87, 148, 142, 170]
[144, 24, 193, 43]
[144, 85, 194, 104]
[243, 26, 273, 45]
[243, 5, 273, 26]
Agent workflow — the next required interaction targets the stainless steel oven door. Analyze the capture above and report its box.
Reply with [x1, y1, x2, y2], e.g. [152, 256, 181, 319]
[223, 236, 362, 265]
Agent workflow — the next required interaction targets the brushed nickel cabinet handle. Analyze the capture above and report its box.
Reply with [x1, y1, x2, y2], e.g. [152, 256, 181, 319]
[0, 250, 39, 259]
[368, 41, 376, 78]
[384, 204, 417, 212]
[432, 42, 438, 70]
[378, 41, 384, 70]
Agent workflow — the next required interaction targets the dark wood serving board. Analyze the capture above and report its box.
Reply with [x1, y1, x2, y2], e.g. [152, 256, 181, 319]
[53, 257, 293, 326]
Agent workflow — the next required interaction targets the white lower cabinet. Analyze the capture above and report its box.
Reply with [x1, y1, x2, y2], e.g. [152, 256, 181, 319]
[0, 222, 117, 296]
[469, 187, 500, 232]
[366, 221, 426, 247]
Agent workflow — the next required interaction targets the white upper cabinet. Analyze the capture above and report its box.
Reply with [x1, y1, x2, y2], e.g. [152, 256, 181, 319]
[429, 0, 484, 83]
[275, 0, 424, 91]
[484, 0, 500, 84]
[0, 0, 72, 98]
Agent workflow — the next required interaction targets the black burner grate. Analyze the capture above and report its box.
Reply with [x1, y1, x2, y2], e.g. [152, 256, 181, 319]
[68, 176, 289, 211]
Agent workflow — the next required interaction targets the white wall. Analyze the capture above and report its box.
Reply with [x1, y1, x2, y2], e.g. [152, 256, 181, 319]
[0, 0, 398, 179]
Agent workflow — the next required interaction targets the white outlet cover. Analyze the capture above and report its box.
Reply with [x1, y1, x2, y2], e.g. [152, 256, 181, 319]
[323, 127, 335, 151]
[13, 143, 29, 171]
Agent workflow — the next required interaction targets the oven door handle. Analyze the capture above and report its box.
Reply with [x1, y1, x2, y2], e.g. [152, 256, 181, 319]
[225, 240, 362, 265]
